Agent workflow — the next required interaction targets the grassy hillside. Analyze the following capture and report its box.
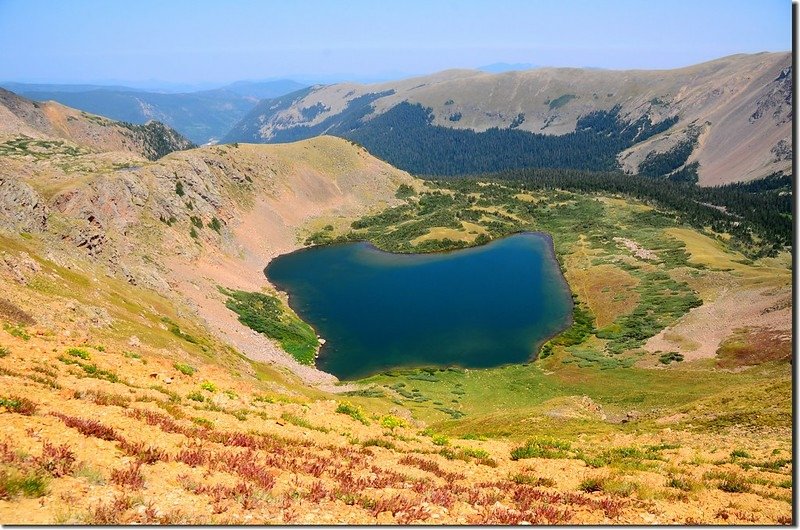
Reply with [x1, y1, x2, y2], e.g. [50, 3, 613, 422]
[0, 226, 792, 524]
[0, 107, 792, 524]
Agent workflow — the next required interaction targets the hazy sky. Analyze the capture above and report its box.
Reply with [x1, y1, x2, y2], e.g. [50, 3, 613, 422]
[0, 0, 791, 86]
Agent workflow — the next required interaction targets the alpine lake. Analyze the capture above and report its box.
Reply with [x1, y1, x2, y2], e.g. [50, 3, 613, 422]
[265, 232, 573, 380]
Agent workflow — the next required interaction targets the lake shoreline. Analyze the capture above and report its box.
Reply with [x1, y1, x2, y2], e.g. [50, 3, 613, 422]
[265, 231, 575, 380]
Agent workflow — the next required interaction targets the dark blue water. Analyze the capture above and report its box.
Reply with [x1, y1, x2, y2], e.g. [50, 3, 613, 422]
[265, 233, 573, 380]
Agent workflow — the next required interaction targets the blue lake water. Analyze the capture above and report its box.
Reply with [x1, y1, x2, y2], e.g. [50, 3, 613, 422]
[265, 232, 573, 380]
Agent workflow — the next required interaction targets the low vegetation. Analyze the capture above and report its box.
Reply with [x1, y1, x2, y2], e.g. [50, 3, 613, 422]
[220, 287, 319, 365]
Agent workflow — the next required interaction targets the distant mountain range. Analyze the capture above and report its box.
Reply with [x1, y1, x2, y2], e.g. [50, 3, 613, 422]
[223, 53, 791, 185]
[1, 80, 307, 144]
[478, 62, 536, 73]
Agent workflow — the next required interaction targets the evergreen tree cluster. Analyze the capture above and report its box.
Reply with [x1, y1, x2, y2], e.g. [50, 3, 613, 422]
[441, 168, 791, 255]
[339, 103, 678, 176]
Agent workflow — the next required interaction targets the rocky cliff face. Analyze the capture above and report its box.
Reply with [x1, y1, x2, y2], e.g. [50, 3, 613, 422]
[225, 53, 791, 185]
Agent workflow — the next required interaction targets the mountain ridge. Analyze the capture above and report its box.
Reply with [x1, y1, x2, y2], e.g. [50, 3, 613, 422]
[3, 80, 308, 145]
[224, 52, 791, 185]
[0, 88, 193, 160]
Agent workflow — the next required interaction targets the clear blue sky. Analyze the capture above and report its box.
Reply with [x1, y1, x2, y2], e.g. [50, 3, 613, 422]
[0, 0, 791, 86]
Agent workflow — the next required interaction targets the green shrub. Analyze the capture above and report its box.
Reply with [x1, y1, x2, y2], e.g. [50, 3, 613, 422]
[659, 351, 684, 364]
[207, 217, 222, 233]
[395, 184, 415, 199]
[0, 347, 9, 358]
[191, 417, 213, 429]
[458, 447, 490, 460]
[511, 437, 571, 460]
[173, 363, 196, 376]
[3, 323, 30, 341]
[0, 396, 37, 415]
[459, 433, 487, 441]
[231, 409, 248, 421]
[56, 356, 119, 383]
[717, 473, 751, 493]
[335, 401, 370, 425]
[730, 449, 751, 459]
[705, 470, 752, 493]
[220, 287, 319, 365]
[200, 381, 217, 393]
[175, 181, 185, 196]
[280, 412, 329, 432]
[512, 473, 556, 487]
[432, 434, 450, 446]
[666, 474, 700, 492]
[0, 470, 48, 498]
[579, 476, 606, 493]
[187, 391, 205, 403]
[66, 348, 90, 360]
[362, 438, 396, 450]
[380, 415, 406, 431]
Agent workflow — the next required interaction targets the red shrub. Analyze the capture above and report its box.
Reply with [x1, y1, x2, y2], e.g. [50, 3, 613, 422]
[331, 468, 369, 495]
[127, 409, 188, 436]
[598, 497, 625, 519]
[50, 412, 117, 441]
[0, 440, 22, 465]
[301, 458, 327, 478]
[396, 504, 431, 524]
[466, 486, 504, 506]
[368, 465, 408, 488]
[427, 487, 456, 509]
[117, 437, 167, 464]
[475, 506, 526, 525]
[512, 485, 564, 511]
[218, 450, 276, 490]
[176, 446, 209, 468]
[411, 480, 431, 494]
[528, 504, 573, 524]
[561, 491, 594, 507]
[397, 455, 464, 481]
[306, 481, 330, 503]
[90, 495, 134, 524]
[369, 494, 415, 517]
[110, 462, 145, 489]
[1, 396, 37, 415]
[37, 441, 76, 477]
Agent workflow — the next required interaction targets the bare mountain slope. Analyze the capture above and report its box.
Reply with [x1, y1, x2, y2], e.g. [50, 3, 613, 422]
[0, 88, 194, 160]
[225, 53, 791, 185]
[0, 92, 415, 382]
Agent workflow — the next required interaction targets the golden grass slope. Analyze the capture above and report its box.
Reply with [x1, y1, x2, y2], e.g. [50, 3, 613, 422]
[0, 250, 792, 523]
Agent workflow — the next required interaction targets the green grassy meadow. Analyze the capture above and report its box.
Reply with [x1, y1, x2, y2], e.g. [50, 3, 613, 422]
[300, 180, 791, 439]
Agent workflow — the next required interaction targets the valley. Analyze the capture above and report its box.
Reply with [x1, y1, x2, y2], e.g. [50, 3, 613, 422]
[0, 49, 793, 525]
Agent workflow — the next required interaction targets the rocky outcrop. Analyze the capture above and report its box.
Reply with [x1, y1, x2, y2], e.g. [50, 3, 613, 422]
[0, 175, 48, 232]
